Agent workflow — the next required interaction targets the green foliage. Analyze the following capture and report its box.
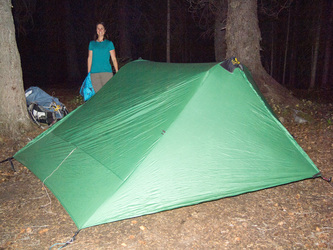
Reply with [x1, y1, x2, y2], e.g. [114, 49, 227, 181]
[69, 95, 84, 108]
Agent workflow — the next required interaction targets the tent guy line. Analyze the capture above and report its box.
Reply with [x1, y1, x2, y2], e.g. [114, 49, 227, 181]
[41, 147, 78, 208]
[43, 147, 77, 184]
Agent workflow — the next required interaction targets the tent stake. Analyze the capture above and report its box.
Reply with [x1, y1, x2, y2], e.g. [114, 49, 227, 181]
[59, 230, 81, 248]
[313, 172, 333, 187]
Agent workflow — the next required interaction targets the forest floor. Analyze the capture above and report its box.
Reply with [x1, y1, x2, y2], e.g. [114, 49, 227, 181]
[0, 87, 332, 249]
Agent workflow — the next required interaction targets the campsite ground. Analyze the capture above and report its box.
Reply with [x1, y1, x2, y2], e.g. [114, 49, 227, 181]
[0, 87, 332, 249]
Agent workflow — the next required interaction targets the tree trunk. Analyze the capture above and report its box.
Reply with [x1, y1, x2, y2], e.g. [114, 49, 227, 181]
[321, 1, 333, 90]
[173, 0, 189, 62]
[225, 0, 297, 105]
[282, 8, 291, 86]
[119, 0, 132, 60]
[214, 0, 228, 62]
[166, 0, 171, 62]
[0, 0, 34, 138]
[63, 0, 81, 83]
[309, 0, 322, 90]
[288, 1, 300, 88]
[270, 21, 274, 76]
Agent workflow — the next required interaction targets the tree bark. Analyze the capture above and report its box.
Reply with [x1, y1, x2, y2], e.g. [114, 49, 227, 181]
[225, 0, 297, 105]
[119, 0, 132, 60]
[0, 0, 34, 138]
[282, 8, 291, 86]
[63, 0, 81, 83]
[321, 1, 333, 90]
[309, 0, 322, 90]
[214, 0, 228, 62]
[166, 0, 171, 62]
[270, 21, 274, 76]
[288, 1, 300, 88]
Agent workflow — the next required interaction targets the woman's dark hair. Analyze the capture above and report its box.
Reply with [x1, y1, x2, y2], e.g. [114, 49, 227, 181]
[94, 22, 109, 41]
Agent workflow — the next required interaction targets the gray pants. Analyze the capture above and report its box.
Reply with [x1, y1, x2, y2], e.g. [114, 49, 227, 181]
[91, 72, 113, 93]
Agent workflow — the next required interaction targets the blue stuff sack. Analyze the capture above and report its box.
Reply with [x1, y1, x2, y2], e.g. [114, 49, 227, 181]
[80, 73, 95, 101]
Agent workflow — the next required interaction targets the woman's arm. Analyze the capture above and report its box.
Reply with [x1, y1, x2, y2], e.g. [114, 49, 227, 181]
[87, 50, 93, 73]
[110, 50, 119, 72]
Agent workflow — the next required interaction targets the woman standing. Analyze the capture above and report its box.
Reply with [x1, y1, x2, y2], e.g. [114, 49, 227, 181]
[87, 22, 119, 93]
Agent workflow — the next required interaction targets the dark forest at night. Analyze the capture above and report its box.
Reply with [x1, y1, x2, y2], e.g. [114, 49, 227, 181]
[12, 0, 333, 95]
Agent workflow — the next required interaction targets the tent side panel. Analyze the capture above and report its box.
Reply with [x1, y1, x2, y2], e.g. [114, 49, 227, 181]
[80, 65, 319, 228]
[14, 133, 123, 229]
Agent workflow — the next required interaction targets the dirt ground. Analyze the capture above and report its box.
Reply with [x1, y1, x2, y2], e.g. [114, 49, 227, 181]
[0, 88, 332, 249]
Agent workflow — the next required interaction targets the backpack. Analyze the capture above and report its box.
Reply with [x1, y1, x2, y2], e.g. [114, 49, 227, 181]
[25, 86, 69, 126]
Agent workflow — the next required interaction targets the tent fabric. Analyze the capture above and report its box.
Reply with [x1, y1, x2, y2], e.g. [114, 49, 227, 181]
[14, 59, 320, 229]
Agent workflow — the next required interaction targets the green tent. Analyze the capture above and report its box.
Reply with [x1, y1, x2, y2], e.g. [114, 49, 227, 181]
[14, 59, 319, 229]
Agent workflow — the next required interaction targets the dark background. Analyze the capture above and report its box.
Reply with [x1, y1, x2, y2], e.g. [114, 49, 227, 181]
[12, 0, 333, 94]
